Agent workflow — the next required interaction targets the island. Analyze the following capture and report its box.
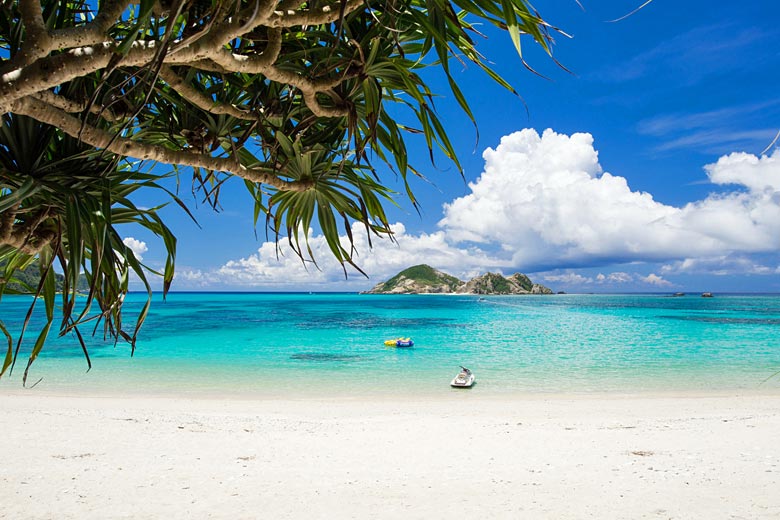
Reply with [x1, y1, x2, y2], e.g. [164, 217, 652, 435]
[0, 261, 89, 293]
[362, 264, 553, 295]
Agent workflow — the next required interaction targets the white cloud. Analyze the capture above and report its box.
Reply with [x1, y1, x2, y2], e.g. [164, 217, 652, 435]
[168, 268, 215, 289]
[439, 129, 780, 271]
[544, 270, 637, 288]
[122, 237, 148, 261]
[640, 273, 673, 287]
[178, 269, 205, 280]
[705, 150, 780, 191]
[543, 272, 593, 285]
[602, 272, 633, 284]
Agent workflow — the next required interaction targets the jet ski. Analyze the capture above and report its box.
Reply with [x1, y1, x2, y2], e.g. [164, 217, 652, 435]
[450, 366, 475, 388]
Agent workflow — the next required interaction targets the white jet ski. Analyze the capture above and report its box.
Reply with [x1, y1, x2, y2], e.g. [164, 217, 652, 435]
[450, 366, 475, 388]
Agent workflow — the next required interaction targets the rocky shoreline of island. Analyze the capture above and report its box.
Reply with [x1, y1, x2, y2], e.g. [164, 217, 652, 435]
[362, 264, 553, 295]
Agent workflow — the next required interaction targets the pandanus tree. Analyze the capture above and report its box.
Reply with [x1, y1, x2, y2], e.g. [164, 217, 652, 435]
[0, 0, 562, 381]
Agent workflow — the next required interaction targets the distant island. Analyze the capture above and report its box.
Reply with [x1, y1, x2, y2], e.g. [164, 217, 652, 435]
[0, 261, 89, 293]
[363, 264, 553, 295]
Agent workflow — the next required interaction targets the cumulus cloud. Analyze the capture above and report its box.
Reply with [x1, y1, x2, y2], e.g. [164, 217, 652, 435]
[439, 129, 780, 270]
[705, 151, 780, 191]
[543, 272, 593, 285]
[122, 237, 148, 261]
[175, 269, 213, 289]
[640, 273, 673, 287]
[592, 272, 635, 284]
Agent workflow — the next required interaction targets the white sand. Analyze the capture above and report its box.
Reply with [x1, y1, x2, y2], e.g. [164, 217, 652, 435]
[1, 391, 779, 519]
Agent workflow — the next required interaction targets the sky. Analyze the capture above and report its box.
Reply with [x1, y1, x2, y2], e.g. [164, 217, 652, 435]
[125, 0, 780, 293]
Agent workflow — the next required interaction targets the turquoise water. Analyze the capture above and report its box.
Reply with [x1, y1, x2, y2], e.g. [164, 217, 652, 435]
[1, 292, 779, 396]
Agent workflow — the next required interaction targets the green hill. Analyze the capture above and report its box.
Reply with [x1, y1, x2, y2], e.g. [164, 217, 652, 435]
[364, 264, 462, 294]
[1, 261, 89, 293]
[364, 265, 553, 295]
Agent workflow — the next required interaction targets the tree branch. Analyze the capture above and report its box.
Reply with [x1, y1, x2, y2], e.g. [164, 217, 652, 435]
[32, 90, 124, 122]
[209, 0, 278, 47]
[269, 0, 366, 28]
[302, 91, 350, 118]
[9, 0, 52, 69]
[0, 2, 358, 116]
[158, 66, 257, 121]
[277, 0, 306, 11]
[0, 206, 55, 255]
[0, 203, 20, 243]
[0, 42, 158, 113]
[1, 0, 132, 76]
[49, 0, 133, 54]
[201, 44, 352, 117]
[11, 96, 314, 191]
[188, 40, 282, 74]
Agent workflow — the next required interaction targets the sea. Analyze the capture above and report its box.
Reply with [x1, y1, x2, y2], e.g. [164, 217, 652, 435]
[1, 292, 779, 397]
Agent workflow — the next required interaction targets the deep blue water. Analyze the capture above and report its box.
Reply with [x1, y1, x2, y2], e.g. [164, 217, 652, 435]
[1, 292, 779, 396]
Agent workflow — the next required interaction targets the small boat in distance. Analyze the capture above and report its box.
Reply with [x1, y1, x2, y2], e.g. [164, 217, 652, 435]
[450, 366, 475, 388]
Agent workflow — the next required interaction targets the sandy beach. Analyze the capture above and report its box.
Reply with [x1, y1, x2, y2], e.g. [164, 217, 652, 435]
[1, 391, 779, 519]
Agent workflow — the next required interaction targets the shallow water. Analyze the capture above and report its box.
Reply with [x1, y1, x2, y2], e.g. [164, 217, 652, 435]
[1, 292, 779, 396]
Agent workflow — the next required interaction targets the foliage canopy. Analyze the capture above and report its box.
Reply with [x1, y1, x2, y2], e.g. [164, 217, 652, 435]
[0, 0, 561, 381]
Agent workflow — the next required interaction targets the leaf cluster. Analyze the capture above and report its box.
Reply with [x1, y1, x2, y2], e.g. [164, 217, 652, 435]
[0, 0, 561, 378]
[0, 114, 178, 385]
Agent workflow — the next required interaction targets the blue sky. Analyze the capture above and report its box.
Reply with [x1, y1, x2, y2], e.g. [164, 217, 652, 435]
[125, 1, 780, 293]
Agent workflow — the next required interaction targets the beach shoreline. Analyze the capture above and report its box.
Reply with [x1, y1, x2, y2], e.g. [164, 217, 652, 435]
[2, 391, 779, 519]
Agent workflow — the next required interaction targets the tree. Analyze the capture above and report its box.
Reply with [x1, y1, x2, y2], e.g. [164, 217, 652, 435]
[0, 0, 561, 382]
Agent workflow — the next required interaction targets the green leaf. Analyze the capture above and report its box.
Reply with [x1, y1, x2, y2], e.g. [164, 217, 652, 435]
[115, 0, 156, 56]
[0, 177, 40, 213]
[0, 321, 13, 377]
[500, 0, 522, 58]
[22, 322, 51, 386]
